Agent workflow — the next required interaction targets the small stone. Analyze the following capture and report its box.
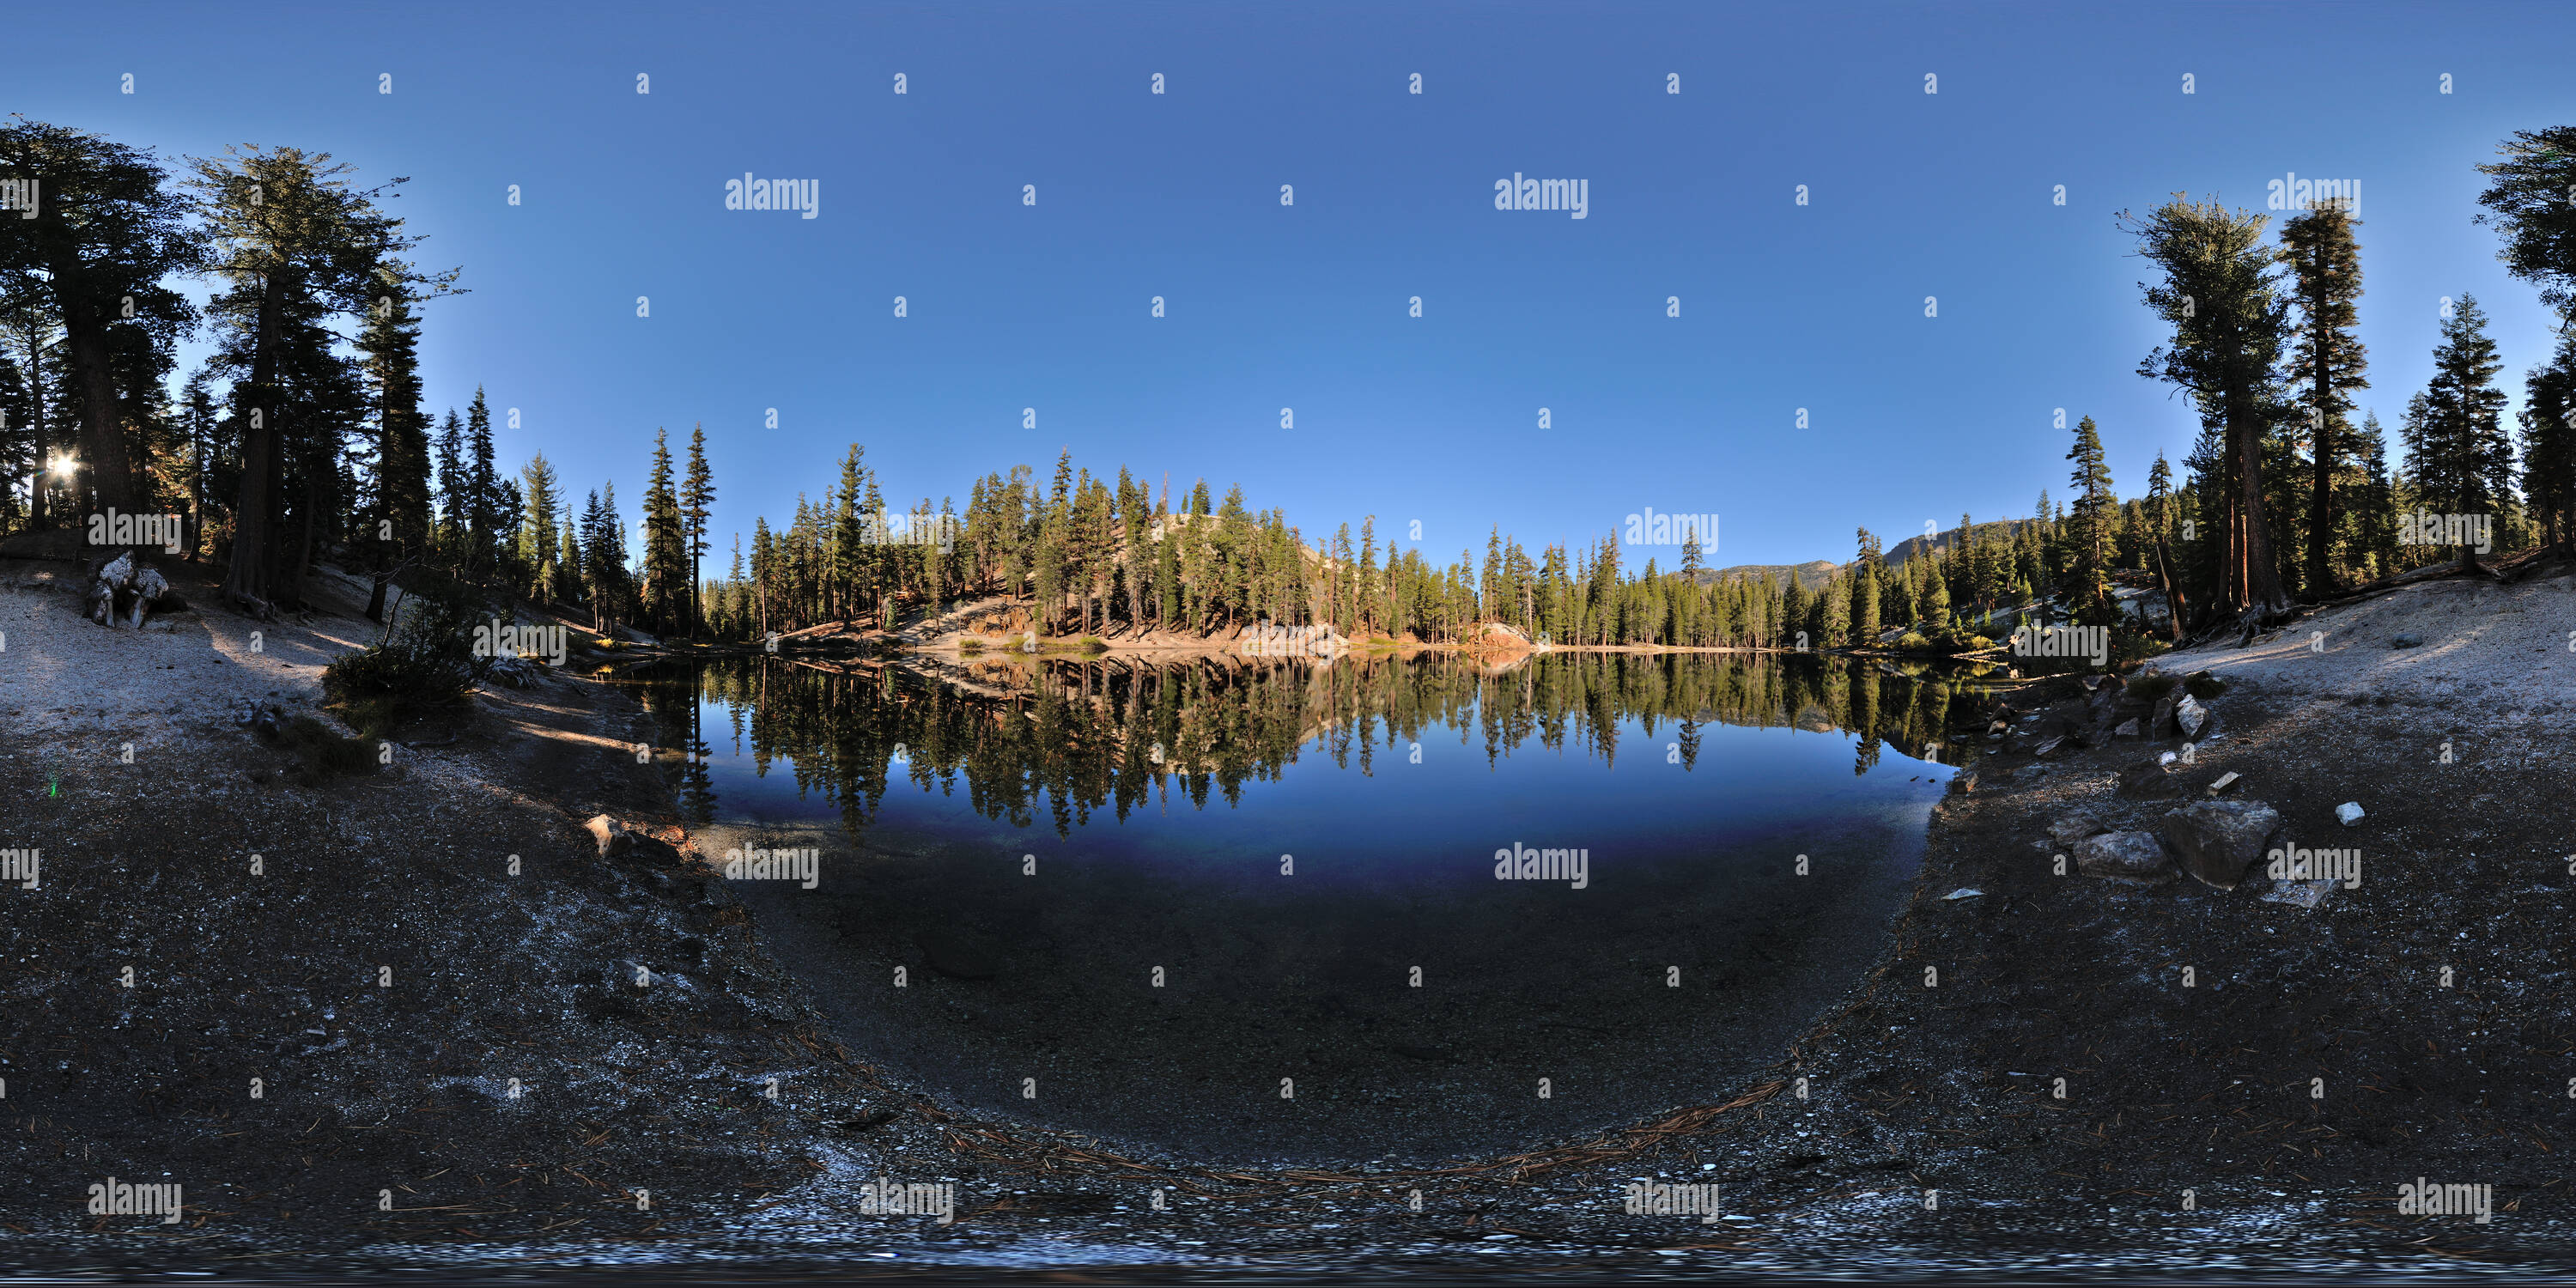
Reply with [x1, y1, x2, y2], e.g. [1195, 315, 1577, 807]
[2032, 735, 2066, 758]
[2390, 633, 2423, 648]
[2336, 801, 2365, 827]
[2207, 771, 2242, 795]
[2112, 718, 2142, 738]
[2262, 879, 2336, 910]
[1943, 888, 1983, 901]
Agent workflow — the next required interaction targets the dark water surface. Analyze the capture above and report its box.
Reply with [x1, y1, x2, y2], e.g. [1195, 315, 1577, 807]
[630, 651, 1978, 1163]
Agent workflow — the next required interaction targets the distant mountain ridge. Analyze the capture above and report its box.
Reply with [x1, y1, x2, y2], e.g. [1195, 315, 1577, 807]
[1662, 518, 2044, 591]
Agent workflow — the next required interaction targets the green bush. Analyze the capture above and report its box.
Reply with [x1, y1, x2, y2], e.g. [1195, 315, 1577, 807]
[1893, 631, 1933, 652]
[324, 567, 503, 729]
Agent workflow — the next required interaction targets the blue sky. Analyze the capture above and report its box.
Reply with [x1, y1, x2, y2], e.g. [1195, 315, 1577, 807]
[15, 1, 2574, 569]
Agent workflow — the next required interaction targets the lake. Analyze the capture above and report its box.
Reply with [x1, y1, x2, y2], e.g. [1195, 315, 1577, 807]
[628, 650, 1979, 1164]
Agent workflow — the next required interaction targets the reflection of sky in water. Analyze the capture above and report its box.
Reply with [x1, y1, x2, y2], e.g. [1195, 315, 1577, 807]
[689, 696, 1956, 890]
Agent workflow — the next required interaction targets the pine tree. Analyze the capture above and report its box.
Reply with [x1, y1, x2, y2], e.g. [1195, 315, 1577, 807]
[432, 410, 464, 552]
[2065, 415, 2117, 622]
[2519, 339, 2576, 554]
[2144, 453, 2186, 639]
[519, 452, 561, 600]
[355, 279, 429, 621]
[2127, 197, 2296, 616]
[680, 422, 715, 635]
[1850, 529, 1881, 645]
[2474, 126, 2576, 331]
[465, 386, 498, 571]
[2399, 295, 2516, 571]
[2279, 200, 2369, 597]
[641, 428, 687, 631]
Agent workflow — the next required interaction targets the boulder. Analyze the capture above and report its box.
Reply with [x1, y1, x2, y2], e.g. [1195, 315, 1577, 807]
[2046, 811, 2108, 849]
[2149, 688, 2181, 737]
[2390, 633, 2423, 649]
[585, 814, 635, 858]
[2157, 799, 2281, 890]
[2112, 717, 2142, 738]
[2075, 831, 2178, 884]
[2173, 692, 2210, 738]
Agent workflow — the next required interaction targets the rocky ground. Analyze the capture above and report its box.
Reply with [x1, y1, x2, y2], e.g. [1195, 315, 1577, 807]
[2, 550, 2572, 1278]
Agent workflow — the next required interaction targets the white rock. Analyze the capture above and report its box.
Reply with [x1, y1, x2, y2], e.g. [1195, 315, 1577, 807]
[2336, 802, 2365, 827]
[1943, 888, 1984, 901]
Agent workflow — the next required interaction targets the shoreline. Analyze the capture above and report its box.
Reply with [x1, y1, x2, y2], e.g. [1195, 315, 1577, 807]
[6, 552, 2571, 1272]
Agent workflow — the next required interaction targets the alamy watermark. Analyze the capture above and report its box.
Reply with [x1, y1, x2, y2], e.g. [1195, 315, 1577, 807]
[2398, 1177, 2492, 1224]
[471, 619, 568, 667]
[2397, 510, 2491, 555]
[1623, 507, 1716, 550]
[2010, 620, 2108, 667]
[1, 847, 38, 890]
[857, 510, 958, 554]
[1624, 1181, 1722, 1221]
[724, 844, 818, 889]
[1494, 841, 1589, 889]
[0, 177, 37, 218]
[1242, 621, 1336, 657]
[2266, 842, 2360, 889]
[1494, 173, 1589, 219]
[725, 173, 819, 218]
[2267, 172, 2359, 213]
[858, 1178, 955, 1224]
[88, 508, 183, 554]
[87, 1176, 181, 1223]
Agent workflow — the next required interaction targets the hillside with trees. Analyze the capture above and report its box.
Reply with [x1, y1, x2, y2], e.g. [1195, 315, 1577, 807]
[3, 114, 2571, 675]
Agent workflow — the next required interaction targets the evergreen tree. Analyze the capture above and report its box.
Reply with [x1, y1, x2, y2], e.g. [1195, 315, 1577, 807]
[2399, 295, 2515, 571]
[2065, 415, 2117, 622]
[355, 281, 428, 620]
[465, 386, 498, 569]
[641, 428, 687, 631]
[680, 421, 715, 635]
[519, 452, 562, 600]
[1850, 529, 1880, 645]
[2519, 339, 2576, 554]
[2279, 200, 2369, 597]
[2474, 126, 2576, 331]
[2127, 197, 2296, 616]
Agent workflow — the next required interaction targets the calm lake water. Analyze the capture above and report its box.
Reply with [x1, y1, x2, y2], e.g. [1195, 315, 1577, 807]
[630, 651, 1984, 1164]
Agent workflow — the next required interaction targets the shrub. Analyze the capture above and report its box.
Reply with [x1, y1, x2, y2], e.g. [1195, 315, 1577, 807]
[323, 566, 503, 730]
[2184, 671, 2227, 699]
[1893, 631, 1933, 652]
[2126, 673, 2180, 704]
[959, 637, 986, 653]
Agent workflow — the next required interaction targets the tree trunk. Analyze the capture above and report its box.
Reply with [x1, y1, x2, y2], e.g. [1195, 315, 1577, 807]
[2152, 532, 2186, 643]
[2232, 412, 2291, 614]
[21, 326, 49, 530]
[58, 287, 139, 525]
[223, 275, 282, 609]
[2307, 410, 2332, 598]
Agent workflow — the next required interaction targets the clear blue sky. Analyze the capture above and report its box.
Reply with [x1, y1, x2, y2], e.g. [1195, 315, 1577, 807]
[15, 2, 2573, 570]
